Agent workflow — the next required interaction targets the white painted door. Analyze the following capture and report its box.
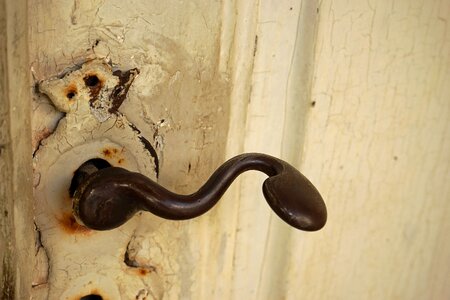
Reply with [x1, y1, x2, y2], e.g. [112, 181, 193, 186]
[1, 0, 449, 299]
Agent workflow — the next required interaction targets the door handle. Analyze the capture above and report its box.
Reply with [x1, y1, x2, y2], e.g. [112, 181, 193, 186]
[72, 153, 327, 231]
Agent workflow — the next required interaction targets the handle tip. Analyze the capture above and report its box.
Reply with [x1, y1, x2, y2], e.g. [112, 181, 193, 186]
[262, 165, 327, 231]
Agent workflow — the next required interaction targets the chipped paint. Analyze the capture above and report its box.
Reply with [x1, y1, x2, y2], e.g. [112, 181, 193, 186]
[29, 1, 230, 298]
[32, 59, 162, 298]
[110, 69, 140, 113]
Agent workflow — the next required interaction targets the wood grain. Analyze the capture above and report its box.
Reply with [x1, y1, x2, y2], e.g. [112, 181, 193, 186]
[22, 0, 450, 298]
[0, 0, 34, 298]
[249, 0, 450, 299]
[210, 0, 450, 299]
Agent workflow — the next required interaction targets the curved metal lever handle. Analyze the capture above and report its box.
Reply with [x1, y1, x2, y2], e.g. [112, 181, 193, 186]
[72, 153, 327, 231]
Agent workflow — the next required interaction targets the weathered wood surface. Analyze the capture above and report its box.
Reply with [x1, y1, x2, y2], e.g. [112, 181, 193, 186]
[0, 0, 34, 299]
[1, 0, 449, 299]
[226, 0, 450, 299]
[28, 0, 230, 298]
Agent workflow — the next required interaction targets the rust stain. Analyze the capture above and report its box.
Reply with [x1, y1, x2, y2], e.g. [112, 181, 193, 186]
[124, 264, 157, 277]
[139, 268, 149, 276]
[58, 212, 91, 235]
[84, 73, 104, 101]
[102, 148, 112, 157]
[136, 267, 156, 276]
[64, 83, 78, 101]
[102, 148, 125, 164]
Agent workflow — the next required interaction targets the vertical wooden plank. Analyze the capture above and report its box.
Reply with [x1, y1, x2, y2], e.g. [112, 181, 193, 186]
[256, 1, 320, 299]
[227, 1, 320, 299]
[195, 1, 260, 299]
[285, 0, 450, 299]
[20, 0, 450, 299]
[28, 0, 229, 298]
[0, 0, 34, 298]
[0, 3, 13, 296]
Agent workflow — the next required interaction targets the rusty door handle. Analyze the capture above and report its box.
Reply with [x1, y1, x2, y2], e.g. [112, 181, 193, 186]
[72, 153, 327, 231]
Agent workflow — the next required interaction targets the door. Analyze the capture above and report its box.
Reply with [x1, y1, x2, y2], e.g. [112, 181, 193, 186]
[1, 0, 450, 299]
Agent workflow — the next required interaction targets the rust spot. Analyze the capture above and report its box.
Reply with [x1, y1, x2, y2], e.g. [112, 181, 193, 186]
[139, 268, 149, 276]
[65, 84, 78, 101]
[58, 212, 91, 235]
[102, 148, 124, 162]
[102, 148, 112, 157]
[134, 267, 156, 276]
[84, 73, 103, 101]
[102, 148, 118, 157]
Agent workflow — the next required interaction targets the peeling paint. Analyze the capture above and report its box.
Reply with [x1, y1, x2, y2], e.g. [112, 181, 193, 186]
[32, 59, 160, 298]
[29, 0, 230, 298]
[109, 68, 140, 113]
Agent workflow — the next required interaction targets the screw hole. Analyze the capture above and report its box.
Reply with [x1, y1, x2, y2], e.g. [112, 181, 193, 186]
[84, 75, 100, 87]
[67, 91, 76, 99]
[80, 295, 103, 300]
[69, 158, 112, 197]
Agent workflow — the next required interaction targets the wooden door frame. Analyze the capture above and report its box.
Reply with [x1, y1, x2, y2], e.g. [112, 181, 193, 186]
[0, 0, 34, 298]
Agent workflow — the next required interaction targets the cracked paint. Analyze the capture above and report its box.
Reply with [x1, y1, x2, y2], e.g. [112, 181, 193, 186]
[32, 59, 163, 299]
[29, 0, 230, 298]
[32, 222, 49, 289]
